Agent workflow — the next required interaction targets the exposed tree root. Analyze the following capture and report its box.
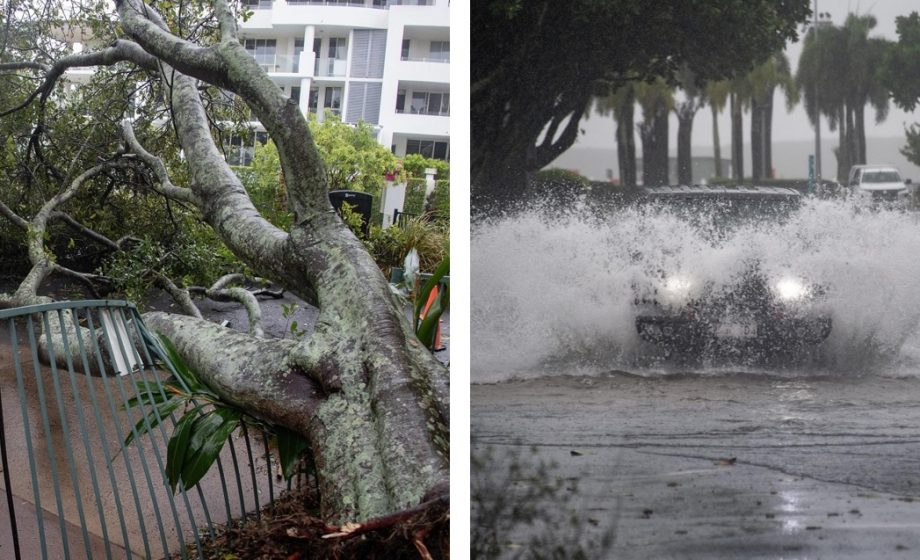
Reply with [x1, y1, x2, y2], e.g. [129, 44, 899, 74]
[180, 486, 449, 560]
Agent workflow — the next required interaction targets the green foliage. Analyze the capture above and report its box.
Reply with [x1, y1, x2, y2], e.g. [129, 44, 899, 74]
[402, 153, 450, 180]
[428, 180, 450, 223]
[235, 140, 293, 229]
[404, 178, 428, 215]
[337, 201, 368, 239]
[281, 302, 306, 338]
[881, 12, 920, 112]
[881, 13, 920, 165]
[364, 217, 448, 279]
[309, 112, 397, 194]
[472, 445, 615, 559]
[102, 221, 239, 306]
[124, 335, 314, 492]
[414, 256, 449, 350]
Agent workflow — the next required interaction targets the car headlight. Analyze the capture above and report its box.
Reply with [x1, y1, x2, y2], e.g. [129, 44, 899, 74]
[773, 276, 810, 302]
[657, 275, 696, 307]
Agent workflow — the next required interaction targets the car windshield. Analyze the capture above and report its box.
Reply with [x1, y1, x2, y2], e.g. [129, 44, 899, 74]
[862, 171, 901, 183]
[642, 194, 800, 242]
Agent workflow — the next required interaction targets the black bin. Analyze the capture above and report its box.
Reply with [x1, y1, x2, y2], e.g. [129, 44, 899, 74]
[329, 190, 373, 236]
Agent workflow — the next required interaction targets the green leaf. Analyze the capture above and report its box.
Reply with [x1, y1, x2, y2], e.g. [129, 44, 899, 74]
[417, 282, 449, 349]
[276, 427, 310, 480]
[124, 398, 183, 446]
[157, 334, 204, 393]
[166, 405, 202, 493]
[179, 409, 241, 490]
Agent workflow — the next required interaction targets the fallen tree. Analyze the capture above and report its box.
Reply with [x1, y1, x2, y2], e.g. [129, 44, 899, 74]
[0, 0, 448, 524]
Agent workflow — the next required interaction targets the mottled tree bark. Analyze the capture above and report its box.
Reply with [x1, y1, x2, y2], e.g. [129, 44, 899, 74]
[0, 0, 448, 524]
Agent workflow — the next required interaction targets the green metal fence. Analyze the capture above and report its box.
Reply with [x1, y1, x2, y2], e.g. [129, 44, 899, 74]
[0, 300, 291, 559]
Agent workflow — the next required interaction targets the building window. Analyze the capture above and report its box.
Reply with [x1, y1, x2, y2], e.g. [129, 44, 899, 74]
[242, 0, 272, 9]
[429, 41, 449, 62]
[395, 90, 405, 112]
[244, 39, 277, 71]
[406, 139, 449, 160]
[290, 86, 301, 104]
[406, 91, 449, 116]
[228, 131, 269, 166]
[323, 86, 343, 116]
[329, 37, 347, 60]
[308, 88, 319, 113]
[401, 39, 410, 60]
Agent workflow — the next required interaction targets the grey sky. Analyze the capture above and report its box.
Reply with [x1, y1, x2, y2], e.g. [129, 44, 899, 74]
[571, 0, 920, 153]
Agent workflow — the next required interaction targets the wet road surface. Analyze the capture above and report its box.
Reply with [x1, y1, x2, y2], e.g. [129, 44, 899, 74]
[472, 372, 920, 558]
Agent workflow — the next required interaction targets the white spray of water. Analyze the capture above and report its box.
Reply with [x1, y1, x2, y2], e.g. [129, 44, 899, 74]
[472, 199, 920, 383]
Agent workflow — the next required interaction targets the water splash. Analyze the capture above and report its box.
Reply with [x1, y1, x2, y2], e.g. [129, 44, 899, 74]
[472, 198, 920, 383]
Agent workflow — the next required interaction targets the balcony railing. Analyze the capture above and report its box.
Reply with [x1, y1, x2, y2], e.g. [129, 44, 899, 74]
[249, 0, 433, 7]
[396, 108, 449, 117]
[252, 54, 304, 74]
[400, 56, 449, 63]
[314, 58, 347, 77]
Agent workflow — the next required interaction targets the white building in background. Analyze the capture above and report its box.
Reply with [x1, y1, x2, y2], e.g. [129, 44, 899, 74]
[238, 0, 450, 162]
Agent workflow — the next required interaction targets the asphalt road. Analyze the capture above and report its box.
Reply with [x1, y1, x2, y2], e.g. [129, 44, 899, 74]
[472, 372, 920, 559]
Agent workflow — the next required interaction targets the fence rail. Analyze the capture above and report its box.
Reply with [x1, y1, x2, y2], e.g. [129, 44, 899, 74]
[0, 300, 297, 559]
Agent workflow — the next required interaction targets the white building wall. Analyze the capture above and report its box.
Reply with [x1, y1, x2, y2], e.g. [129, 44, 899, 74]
[239, 0, 449, 159]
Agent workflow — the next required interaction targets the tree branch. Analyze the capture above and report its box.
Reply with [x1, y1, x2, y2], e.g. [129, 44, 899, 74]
[213, 0, 239, 43]
[0, 40, 158, 119]
[120, 119, 201, 205]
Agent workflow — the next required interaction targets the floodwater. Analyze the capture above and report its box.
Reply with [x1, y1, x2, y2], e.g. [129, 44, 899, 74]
[471, 198, 920, 558]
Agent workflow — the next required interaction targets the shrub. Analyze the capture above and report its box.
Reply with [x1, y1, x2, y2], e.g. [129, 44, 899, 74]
[402, 153, 449, 180]
[364, 217, 448, 278]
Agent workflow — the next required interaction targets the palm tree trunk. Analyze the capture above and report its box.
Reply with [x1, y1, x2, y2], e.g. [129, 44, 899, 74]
[711, 104, 723, 178]
[616, 88, 636, 186]
[731, 92, 744, 181]
[855, 104, 866, 165]
[836, 106, 849, 183]
[764, 90, 774, 178]
[677, 109, 694, 184]
[750, 97, 763, 181]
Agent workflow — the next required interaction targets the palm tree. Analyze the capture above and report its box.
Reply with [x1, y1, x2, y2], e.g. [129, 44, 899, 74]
[673, 66, 705, 185]
[729, 76, 751, 181]
[796, 14, 891, 181]
[594, 81, 637, 186]
[635, 79, 674, 186]
[748, 52, 797, 181]
[705, 80, 731, 178]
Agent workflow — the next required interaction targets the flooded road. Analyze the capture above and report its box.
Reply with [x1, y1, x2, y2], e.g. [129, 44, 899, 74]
[472, 199, 920, 557]
[473, 372, 920, 558]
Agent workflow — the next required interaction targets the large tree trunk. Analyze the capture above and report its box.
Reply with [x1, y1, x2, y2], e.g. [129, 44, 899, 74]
[711, 104, 723, 178]
[108, 0, 448, 523]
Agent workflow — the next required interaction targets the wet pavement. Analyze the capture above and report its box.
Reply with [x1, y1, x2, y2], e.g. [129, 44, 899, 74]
[472, 372, 920, 558]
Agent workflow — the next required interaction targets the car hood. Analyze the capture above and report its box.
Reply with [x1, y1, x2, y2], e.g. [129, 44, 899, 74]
[857, 181, 906, 192]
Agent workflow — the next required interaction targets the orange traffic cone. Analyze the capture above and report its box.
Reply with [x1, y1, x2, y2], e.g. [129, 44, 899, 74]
[420, 285, 445, 351]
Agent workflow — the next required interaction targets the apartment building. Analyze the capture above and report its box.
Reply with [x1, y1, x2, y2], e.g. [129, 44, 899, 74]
[238, 0, 450, 163]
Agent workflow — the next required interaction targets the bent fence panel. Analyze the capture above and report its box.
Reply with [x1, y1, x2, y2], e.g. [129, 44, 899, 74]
[0, 300, 289, 559]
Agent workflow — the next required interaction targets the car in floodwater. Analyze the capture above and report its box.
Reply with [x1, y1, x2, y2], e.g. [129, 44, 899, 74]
[633, 185, 831, 358]
[847, 165, 912, 205]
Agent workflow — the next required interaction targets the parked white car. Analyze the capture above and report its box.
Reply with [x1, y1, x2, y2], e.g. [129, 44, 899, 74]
[847, 165, 912, 204]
